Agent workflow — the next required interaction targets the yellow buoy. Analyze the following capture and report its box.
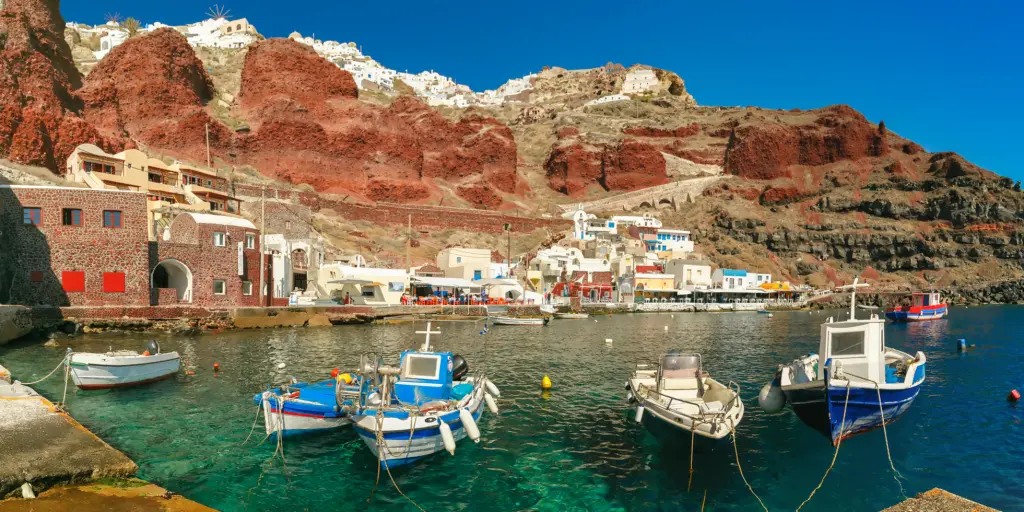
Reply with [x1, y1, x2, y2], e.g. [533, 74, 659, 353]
[541, 375, 552, 390]
[338, 373, 354, 385]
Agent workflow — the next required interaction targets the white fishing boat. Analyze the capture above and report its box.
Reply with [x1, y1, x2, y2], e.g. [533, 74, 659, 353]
[68, 341, 180, 390]
[491, 316, 550, 326]
[627, 352, 744, 441]
[350, 323, 500, 468]
[555, 312, 590, 319]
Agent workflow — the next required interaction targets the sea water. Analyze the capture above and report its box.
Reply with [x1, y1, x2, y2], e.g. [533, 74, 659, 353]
[2, 306, 1022, 511]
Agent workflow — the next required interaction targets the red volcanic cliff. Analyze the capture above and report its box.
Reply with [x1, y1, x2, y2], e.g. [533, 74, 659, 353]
[78, 28, 219, 163]
[545, 136, 667, 196]
[0, 0, 117, 168]
[623, 123, 701, 138]
[724, 105, 888, 180]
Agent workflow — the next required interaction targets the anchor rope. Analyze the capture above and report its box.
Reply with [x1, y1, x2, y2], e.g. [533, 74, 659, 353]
[796, 381, 852, 512]
[241, 402, 263, 445]
[728, 417, 769, 512]
[21, 354, 69, 385]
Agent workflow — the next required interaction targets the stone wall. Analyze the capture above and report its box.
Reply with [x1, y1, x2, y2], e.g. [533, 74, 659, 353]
[0, 186, 150, 306]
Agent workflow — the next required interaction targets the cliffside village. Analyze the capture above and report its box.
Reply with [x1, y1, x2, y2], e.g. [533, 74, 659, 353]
[0, 144, 807, 312]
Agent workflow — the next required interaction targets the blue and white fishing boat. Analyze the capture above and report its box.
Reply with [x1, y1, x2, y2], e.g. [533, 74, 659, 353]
[758, 279, 927, 445]
[350, 322, 500, 468]
[254, 373, 362, 437]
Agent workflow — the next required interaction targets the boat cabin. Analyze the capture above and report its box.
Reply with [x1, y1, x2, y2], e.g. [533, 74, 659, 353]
[657, 353, 705, 398]
[394, 350, 454, 405]
[911, 292, 942, 307]
[817, 317, 886, 383]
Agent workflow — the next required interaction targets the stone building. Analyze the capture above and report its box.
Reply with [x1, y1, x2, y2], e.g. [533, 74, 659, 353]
[152, 212, 262, 307]
[0, 185, 150, 306]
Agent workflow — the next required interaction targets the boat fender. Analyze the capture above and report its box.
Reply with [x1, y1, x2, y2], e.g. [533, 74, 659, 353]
[460, 408, 481, 443]
[957, 339, 967, 353]
[439, 421, 456, 455]
[485, 379, 501, 398]
[624, 381, 630, 390]
[634, 404, 645, 423]
[626, 392, 635, 403]
[485, 393, 499, 414]
[758, 376, 786, 413]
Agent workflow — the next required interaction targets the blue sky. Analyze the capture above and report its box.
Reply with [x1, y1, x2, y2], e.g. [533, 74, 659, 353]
[64, 0, 1023, 180]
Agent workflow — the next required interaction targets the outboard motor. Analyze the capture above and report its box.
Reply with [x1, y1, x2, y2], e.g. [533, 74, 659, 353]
[145, 339, 160, 355]
[451, 355, 469, 381]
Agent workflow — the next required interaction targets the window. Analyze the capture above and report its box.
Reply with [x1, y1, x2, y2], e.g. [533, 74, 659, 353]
[206, 179, 212, 187]
[102, 210, 122, 228]
[473, 270, 482, 280]
[831, 331, 865, 357]
[148, 173, 163, 183]
[84, 161, 115, 174]
[213, 280, 226, 295]
[29, 271, 43, 282]
[62, 271, 85, 292]
[226, 25, 232, 32]
[213, 232, 226, 247]
[402, 354, 441, 380]
[456, 256, 462, 264]
[361, 287, 375, 298]
[23, 207, 41, 225]
[62, 208, 82, 226]
[102, 272, 125, 293]
[245, 233, 256, 250]
[285, 221, 292, 230]
[242, 281, 252, 295]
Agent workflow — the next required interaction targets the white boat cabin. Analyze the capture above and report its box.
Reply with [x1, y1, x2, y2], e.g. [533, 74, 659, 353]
[911, 292, 942, 307]
[817, 316, 886, 383]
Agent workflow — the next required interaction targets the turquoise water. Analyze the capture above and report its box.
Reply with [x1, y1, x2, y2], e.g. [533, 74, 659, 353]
[2, 307, 1022, 511]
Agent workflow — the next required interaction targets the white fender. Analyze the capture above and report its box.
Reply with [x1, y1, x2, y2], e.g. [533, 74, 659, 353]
[439, 421, 456, 456]
[485, 379, 501, 398]
[634, 404, 645, 423]
[460, 408, 481, 443]
[485, 393, 499, 414]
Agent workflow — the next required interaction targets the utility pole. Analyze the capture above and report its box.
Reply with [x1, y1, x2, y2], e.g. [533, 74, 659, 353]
[205, 123, 212, 168]
[406, 214, 411, 273]
[260, 186, 266, 306]
[504, 222, 512, 277]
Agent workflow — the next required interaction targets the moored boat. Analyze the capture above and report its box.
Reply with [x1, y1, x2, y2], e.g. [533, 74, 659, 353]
[554, 312, 590, 319]
[885, 291, 947, 321]
[350, 323, 500, 468]
[491, 316, 550, 326]
[760, 280, 926, 445]
[254, 372, 361, 437]
[627, 352, 744, 441]
[68, 341, 180, 390]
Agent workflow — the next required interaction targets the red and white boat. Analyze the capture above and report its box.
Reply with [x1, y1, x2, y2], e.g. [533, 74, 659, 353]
[885, 292, 948, 322]
[68, 341, 180, 390]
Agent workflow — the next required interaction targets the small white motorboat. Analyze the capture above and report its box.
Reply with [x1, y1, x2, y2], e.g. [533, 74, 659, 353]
[555, 312, 590, 319]
[68, 340, 180, 390]
[491, 316, 550, 326]
[627, 352, 744, 441]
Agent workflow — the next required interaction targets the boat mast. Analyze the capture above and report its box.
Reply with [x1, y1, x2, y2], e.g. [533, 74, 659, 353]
[416, 321, 441, 352]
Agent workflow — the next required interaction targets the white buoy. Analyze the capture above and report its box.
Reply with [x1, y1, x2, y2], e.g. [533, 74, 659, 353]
[634, 404, 645, 423]
[605, 338, 613, 344]
[277, 362, 286, 369]
[664, 326, 668, 331]
[439, 421, 456, 455]
[485, 379, 501, 398]
[21, 483, 35, 499]
[460, 408, 481, 443]
[758, 381, 786, 413]
[768, 313, 774, 318]
[671, 314, 675, 318]
[485, 393, 499, 414]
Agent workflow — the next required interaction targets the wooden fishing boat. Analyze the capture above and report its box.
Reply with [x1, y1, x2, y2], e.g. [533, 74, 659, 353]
[491, 316, 550, 326]
[68, 341, 180, 390]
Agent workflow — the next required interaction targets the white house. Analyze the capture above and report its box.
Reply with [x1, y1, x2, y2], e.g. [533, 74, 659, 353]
[749, 272, 773, 288]
[711, 269, 771, 290]
[621, 69, 658, 95]
[584, 94, 630, 107]
[94, 30, 128, 60]
[664, 259, 713, 289]
[644, 228, 694, 254]
[611, 214, 662, 230]
[569, 205, 617, 241]
[320, 264, 409, 305]
[436, 247, 492, 281]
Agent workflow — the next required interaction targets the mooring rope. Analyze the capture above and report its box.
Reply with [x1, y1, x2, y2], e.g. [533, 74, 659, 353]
[728, 417, 769, 512]
[21, 355, 68, 386]
[688, 420, 698, 492]
[241, 402, 263, 445]
[796, 382, 852, 511]
[875, 383, 908, 500]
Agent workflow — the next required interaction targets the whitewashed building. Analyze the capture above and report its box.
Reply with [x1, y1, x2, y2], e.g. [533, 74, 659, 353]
[622, 69, 658, 95]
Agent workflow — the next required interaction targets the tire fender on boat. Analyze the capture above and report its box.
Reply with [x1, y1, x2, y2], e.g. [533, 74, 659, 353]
[460, 408, 481, 443]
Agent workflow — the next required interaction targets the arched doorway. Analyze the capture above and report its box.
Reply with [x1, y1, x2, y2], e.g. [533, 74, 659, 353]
[152, 259, 193, 303]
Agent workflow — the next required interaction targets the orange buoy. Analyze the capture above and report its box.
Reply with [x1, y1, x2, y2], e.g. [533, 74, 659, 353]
[142, 350, 150, 356]
[331, 368, 340, 378]
[1010, 389, 1021, 402]
[213, 362, 220, 372]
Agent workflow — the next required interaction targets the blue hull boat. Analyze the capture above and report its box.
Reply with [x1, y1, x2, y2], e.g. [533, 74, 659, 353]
[760, 279, 927, 445]
[254, 378, 360, 437]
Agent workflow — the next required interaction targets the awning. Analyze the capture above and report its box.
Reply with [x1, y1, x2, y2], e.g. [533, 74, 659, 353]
[698, 288, 769, 294]
[328, 278, 373, 285]
[410, 276, 482, 289]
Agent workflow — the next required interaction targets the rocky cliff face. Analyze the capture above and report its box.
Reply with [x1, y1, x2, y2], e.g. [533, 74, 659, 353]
[545, 136, 668, 196]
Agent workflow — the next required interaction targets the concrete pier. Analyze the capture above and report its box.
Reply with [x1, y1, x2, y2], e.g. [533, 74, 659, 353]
[884, 488, 997, 512]
[0, 370, 137, 497]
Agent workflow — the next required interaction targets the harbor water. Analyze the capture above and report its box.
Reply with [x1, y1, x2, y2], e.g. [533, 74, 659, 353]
[1, 306, 1021, 511]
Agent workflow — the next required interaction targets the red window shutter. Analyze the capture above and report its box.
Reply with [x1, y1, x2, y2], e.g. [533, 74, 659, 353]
[62, 271, 85, 292]
[103, 272, 126, 293]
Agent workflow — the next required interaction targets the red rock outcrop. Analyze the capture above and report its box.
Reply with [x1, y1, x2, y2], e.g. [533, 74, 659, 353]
[456, 183, 504, 209]
[0, 0, 121, 168]
[545, 137, 667, 196]
[760, 185, 817, 206]
[724, 105, 888, 180]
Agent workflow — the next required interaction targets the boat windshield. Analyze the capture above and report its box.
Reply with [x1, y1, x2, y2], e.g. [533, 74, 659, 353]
[661, 353, 701, 378]
[402, 354, 442, 380]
